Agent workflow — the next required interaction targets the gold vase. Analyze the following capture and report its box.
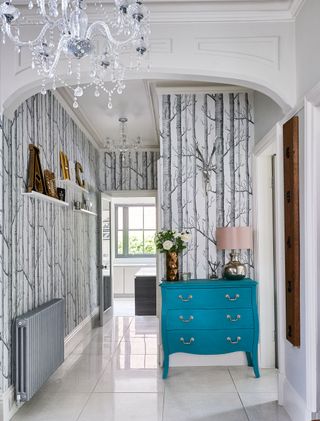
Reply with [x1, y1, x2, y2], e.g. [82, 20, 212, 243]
[166, 251, 179, 281]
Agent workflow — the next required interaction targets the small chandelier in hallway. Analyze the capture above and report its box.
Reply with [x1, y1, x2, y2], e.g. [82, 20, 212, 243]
[105, 117, 142, 154]
[0, 0, 150, 109]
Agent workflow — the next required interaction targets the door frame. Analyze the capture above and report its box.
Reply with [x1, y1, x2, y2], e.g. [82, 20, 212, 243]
[253, 124, 286, 398]
[304, 83, 320, 415]
[253, 128, 277, 369]
[98, 192, 113, 326]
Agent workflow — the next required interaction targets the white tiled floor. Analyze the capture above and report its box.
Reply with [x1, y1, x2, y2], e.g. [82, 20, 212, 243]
[12, 316, 291, 421]
[113, 297, 135, 316]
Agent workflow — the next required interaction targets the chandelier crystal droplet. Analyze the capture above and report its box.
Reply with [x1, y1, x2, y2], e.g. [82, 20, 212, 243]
[0, 0, 150, 108]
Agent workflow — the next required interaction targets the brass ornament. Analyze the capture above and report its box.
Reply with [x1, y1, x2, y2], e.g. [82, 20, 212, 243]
[75, 161, 85, 188]
[60, 151, 70, 180]
[27, 144, 47, 194]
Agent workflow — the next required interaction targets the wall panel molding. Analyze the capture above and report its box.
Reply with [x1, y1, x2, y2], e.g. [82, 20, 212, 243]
[195, 36, 280, 69]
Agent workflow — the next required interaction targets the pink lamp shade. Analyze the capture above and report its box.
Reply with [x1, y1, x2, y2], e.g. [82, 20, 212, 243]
[216, 226, 253, 250]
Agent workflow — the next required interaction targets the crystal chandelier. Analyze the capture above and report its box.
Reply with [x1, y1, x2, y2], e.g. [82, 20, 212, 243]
[105, 117, 142, 154]
[0, 0, 150, 109]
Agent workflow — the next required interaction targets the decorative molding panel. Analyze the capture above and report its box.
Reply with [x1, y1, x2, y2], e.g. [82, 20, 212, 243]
[14, 46, 31, 76]
[195, 37, 280, 70]
[150, 38, 173, 54]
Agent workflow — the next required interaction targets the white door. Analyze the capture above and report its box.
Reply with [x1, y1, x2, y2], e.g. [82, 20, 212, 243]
[98, 193, 113, 326]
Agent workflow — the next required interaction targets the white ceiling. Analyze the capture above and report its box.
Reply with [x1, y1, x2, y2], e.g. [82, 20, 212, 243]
[58, 80, 159, 148]
[58, 80, 236, 149]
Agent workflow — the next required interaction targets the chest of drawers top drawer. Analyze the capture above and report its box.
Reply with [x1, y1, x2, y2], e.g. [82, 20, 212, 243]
[164, 287, 252, 309]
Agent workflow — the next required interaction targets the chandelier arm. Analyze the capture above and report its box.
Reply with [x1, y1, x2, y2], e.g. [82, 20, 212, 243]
[61, 0, 69, 23]
[45, 34, 69, 76]
[86, 21, 137, 48]
[4, 20, 60, 47]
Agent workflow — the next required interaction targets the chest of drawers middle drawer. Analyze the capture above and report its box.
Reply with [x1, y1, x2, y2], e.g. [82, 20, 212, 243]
[166, 308, 254, 330]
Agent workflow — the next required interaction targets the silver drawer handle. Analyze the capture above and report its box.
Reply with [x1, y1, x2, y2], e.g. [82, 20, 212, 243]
[227, 336, 242, 344]
[226, 314, 241, 322]
[178, 294, 193, 302]
[179, 315, 194, 323]
[225, 293, 240, 301]
[180, 337, 195, 345]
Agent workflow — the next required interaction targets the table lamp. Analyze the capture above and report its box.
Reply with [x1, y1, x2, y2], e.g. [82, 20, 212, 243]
[216, 226, 253, 280]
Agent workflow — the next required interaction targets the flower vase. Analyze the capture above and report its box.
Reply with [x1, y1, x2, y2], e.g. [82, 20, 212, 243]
[166, 251, 179, 281]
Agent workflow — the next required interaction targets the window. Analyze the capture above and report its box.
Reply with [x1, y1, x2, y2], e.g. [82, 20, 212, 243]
[116, 205, 156, 257]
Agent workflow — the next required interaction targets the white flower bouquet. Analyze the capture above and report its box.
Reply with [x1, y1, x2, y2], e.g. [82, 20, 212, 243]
[155, 230, 191, 253]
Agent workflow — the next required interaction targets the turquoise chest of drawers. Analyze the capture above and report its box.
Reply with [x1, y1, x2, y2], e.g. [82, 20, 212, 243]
[160, 279, 260, 379]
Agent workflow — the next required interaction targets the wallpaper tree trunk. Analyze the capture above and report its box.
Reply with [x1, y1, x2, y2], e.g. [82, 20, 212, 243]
[160, 91, 254, 279]
[0, 92, 99, 391]
[103, 150, 159, 192]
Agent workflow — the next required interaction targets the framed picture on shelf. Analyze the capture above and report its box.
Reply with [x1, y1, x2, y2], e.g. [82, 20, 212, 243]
[44, 170, 58, 198]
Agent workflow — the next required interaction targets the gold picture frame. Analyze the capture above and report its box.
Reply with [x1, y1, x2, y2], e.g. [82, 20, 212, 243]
[44, 170, 58, 198]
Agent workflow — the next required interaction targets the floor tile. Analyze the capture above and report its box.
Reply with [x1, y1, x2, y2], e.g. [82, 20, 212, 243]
[240, 393, 291, 421]
[123, 316, 159, 339]
[112, 350, 160, 369]
[94, 365, 164, 393]
[118, 337, 158, 354]
[72, 339, 119, 356]
[163, 392, 248, 421]
[113, 298, 135, 316]
[229, 366, 278, 393]
[12, 391, 89, 421]
[77, 392, 163, 421]
[41, 354, 108, 393]
[164, 366, 237, 393]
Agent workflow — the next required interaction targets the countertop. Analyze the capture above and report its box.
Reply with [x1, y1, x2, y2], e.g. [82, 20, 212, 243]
[135, 267, 157, 277]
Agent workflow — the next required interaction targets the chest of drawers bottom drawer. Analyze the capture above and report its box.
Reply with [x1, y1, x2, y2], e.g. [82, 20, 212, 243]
[167, 329, 254, 355]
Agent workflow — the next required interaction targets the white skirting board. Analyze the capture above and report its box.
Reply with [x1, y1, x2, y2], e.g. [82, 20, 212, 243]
[282, 376, 311, 421]
[64, 307, 99, 358]
[0, 306, 99, 421]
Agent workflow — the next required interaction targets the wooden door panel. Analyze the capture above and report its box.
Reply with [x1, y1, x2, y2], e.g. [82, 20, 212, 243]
[283, 116, 300, 347]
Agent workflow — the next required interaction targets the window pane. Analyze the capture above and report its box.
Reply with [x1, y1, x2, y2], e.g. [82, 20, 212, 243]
[144, 230, 156, 254]
[117, 207, 123, 230]
[128, 230, 144, 255]
[128, 207, 143, 229]
[144, 207, 156, 229]
[117, 230, 123, 255]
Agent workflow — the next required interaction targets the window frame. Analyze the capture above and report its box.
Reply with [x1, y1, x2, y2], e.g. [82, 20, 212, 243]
[115, 204, 156, 258]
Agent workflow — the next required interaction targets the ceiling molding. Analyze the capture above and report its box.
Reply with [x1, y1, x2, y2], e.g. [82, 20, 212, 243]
[54, 89, 104, 150]
[101, 146, 160, 152]
[154, 85, 254, 95]
[145, 80, 160, 145]
[290, 0, 306, 17]
[16, 1, 299, 24]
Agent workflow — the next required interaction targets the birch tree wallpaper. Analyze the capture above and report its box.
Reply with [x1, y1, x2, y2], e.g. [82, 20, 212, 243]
[0, 92, 99, 391]
[159, 92, 254, 279]
[102, 150, 160, 191]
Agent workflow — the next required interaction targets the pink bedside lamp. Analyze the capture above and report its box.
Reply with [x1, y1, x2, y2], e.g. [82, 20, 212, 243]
[216, 227, 253, 280]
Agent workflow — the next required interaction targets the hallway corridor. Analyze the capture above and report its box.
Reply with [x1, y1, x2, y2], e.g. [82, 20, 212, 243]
[12, 316, 291, 421]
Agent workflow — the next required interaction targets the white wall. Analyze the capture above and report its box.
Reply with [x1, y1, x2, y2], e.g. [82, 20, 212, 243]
[254, 92, 284, 143]
[0, 12, 296, 115]
[296, 0, 320, 101]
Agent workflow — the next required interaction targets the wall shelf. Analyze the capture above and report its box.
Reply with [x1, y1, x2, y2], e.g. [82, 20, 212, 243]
[58, 179, 89, 194]
[73, 209, 97, 216]
[21, 190, 69, 207]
